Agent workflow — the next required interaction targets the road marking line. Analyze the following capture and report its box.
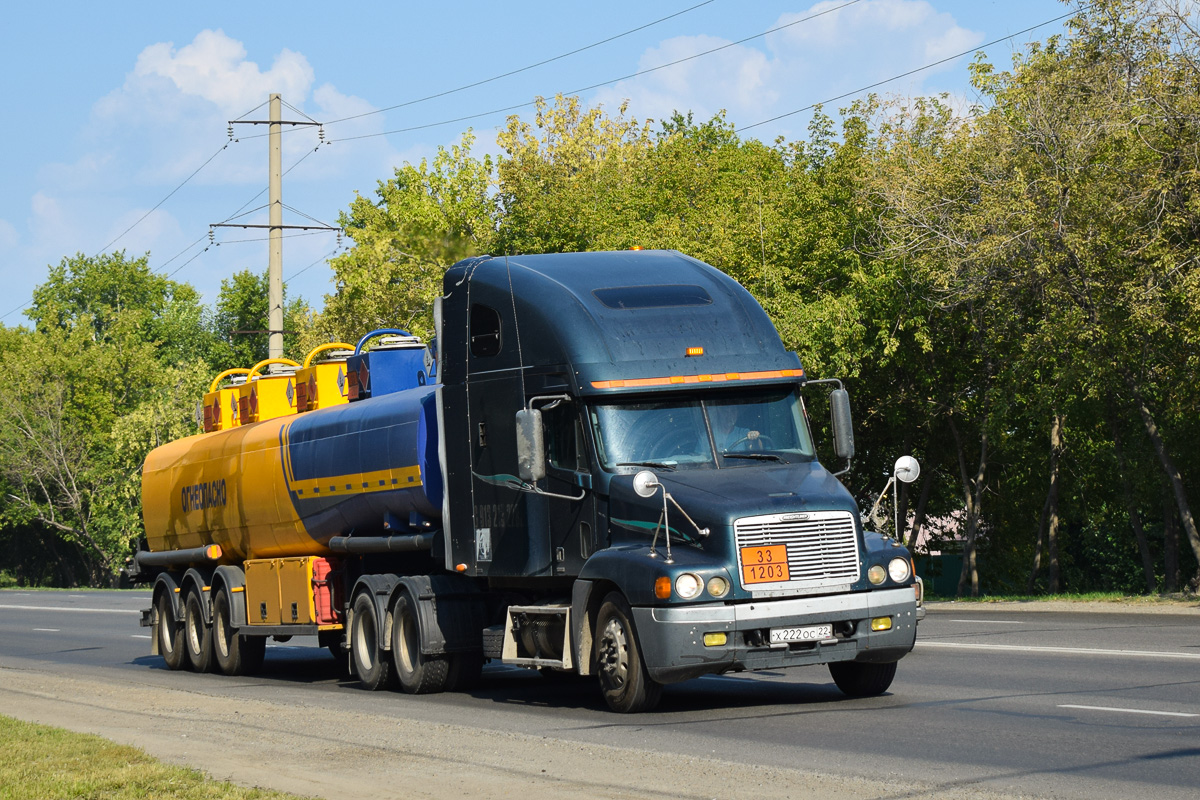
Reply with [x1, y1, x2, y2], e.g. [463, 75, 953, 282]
[948, 619, 1025, 624]
[131, 634, 152, 639]
[1058, 704, 1199, 718]
[32, 628, 60, 632]
[917, 641, 1200, 660]
[0, 604, 140, 614]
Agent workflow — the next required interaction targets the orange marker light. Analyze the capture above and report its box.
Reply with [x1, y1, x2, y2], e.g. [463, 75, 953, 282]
[685, 347, 704, 357]
[654, 576, 672, 599]
[630, 245, 643, 251]
[455, 563, 468, 573]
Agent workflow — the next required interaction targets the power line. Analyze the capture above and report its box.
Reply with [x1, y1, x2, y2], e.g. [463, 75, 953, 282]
[322, 0, 717, 127]
[286, 247, 341, 281]
[328, 0, 867, 143]
[92, 142, 229, 257]
[736, 8, 1084, 132]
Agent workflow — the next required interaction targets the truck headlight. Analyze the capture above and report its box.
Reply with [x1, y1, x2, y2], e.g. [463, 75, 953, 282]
[675, 573, 703, 599]
[868, 565, 886, 585]
[706, 576, 729, 598]
[888, 557, 911, 583]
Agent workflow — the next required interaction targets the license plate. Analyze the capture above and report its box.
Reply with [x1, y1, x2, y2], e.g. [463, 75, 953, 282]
[740, 545, 790, 584]
[770, 624, 833, 644]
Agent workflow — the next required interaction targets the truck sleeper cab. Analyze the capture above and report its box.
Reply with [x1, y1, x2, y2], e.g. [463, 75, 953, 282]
[136, 250, 919, 714]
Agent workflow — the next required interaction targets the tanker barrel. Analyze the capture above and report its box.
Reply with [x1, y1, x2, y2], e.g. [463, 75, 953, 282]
[328, 533, 436, 554]
[136, 544, 223, 569]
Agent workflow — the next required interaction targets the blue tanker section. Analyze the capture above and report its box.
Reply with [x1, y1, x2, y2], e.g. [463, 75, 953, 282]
[281, 385, 443, 543]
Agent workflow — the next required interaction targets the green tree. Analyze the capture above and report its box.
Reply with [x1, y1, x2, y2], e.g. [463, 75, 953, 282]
[322, 131, 495, 343]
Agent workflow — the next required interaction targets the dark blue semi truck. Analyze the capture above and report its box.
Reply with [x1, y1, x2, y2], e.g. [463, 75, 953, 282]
[430, 249, 920, 711]
[138, 248, 921, 714]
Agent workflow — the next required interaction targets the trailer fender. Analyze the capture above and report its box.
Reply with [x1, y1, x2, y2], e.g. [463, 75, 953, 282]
[181, 567, 217, 624]
[351, 574, 400, 649]
[387, 574, 485, 656]
[210, 565, 248, 630]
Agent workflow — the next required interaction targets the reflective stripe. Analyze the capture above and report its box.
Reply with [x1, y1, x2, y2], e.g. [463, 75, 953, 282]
[592, 368, 803, 389]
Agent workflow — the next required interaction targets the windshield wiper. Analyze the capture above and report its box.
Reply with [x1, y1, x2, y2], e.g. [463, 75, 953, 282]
[616, 461, 678, 471]
[722, 452, 785, 462]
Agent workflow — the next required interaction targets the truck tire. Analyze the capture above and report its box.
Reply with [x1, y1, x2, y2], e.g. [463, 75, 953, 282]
[156, 592, 189, 671]
[212, 590, 264, 676]
[351, 592, 391, 690]
[829, 660, 897, 697]
[594, 592, 662, 713]
[183, 589, 215, 673]
[391, 593, 449, 694]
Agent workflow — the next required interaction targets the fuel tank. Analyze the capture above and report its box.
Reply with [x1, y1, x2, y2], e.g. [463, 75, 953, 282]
[142, 385, 442, 560]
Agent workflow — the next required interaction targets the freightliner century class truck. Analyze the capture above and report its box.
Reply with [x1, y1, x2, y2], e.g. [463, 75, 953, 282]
[134, 249, 922, 713]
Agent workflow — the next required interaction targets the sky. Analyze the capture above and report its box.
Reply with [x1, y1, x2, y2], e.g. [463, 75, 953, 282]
[0, 0, 1079, 323]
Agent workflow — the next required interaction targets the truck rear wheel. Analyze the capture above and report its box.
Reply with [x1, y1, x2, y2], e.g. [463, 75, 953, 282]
[156, 592, 188, 671]
[594, 592, 662, 713]
[212, 590, 264, 676]
[829, 660, 897, 697]
[351, 592, 391, 690]
[391, 593, 449, 694]
[183, 589, 215, 673]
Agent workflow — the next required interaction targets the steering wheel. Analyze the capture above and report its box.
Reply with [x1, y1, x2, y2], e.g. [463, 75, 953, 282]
[727, 432, 775, 452]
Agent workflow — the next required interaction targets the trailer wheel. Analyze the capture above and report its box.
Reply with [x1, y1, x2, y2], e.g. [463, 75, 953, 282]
[156, 592, 188, 671]
[350, 592, 391, 690]
[391, 593, 449, 694]
[183, 589, 215, 673]
[212, 590, 264, 676]
[828, 660, 897, 697]
[594, 592, 662, 713]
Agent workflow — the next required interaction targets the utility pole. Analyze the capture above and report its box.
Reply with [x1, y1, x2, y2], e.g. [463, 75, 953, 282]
[215, 95, 339, 364]
[268, 93, 284, 359]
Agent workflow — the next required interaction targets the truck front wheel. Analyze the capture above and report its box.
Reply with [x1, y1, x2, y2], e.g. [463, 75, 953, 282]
[156, 592, 188, 671]
[212, 590, 264, 676]
[350, 592, 391, 690]
[594, 592, 662, 713]
[183, 590, 215, 673]
[829, 660, 897, 697]
[391, 593, 449, 694]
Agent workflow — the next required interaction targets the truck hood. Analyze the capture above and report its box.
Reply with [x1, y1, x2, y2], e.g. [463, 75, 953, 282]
[608, 460, 860, 546]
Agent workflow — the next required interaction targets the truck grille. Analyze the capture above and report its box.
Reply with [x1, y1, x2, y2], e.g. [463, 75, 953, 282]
[734, 510, 861, 593]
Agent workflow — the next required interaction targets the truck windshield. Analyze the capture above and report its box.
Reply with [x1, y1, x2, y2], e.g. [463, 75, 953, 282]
[589, 387, 816, 471]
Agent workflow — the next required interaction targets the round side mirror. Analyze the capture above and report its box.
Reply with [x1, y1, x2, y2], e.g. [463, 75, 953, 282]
[894, 455, 921, 484]
[632, 470, 661, 498]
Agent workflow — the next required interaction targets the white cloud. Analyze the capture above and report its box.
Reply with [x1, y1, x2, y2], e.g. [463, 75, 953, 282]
[590, 0, 983, 139]
[131, 31, 314, 116]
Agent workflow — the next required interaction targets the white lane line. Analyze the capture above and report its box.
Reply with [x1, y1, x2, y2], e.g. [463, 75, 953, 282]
[1059, 704, 1199, 719]
[917, 641, 1200, 660]
[32, 628, 60, 632]
[0, 604, 141, 614]
[131, 634, 152, 639]
[948, 619, 1025, 624]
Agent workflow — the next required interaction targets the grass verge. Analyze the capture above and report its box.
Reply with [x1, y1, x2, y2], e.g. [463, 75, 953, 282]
[0, 715, 307, 800]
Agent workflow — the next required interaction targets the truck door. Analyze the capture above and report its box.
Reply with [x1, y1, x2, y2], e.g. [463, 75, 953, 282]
[541, 401, 598, 575]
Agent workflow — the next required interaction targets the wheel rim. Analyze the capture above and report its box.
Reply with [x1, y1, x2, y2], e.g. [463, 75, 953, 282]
[214, 600, 230, 659]
[598, 616, 630, 689]
[159, 598, 176, 655]
[354, 608, 376, 671]
[186, 599, 203, 655]
[396, 609, 417, 675]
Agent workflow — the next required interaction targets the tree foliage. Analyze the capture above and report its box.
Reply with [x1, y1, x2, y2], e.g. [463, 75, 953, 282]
[3, 0, 1197, 593]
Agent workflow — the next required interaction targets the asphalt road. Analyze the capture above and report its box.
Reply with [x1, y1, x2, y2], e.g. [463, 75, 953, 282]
[2, 589, 1198, 799]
